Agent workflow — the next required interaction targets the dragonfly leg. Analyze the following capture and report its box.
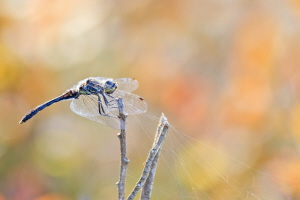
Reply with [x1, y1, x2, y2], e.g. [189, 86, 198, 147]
[102, 114, 118, 118]
[97, 94, 117, 118]
[97, 94, 106, 115]
[102, 93, 111, 106]
[102, 93, 119, 108]
[106, 94, 120, 107]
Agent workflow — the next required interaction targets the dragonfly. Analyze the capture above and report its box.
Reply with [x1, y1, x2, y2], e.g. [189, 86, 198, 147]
[19, 77, 147, 129]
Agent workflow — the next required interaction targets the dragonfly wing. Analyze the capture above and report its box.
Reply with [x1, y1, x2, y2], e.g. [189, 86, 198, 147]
[91, 77, 109, 82]
[70, 95, 120, 129]
[114, 78, 139, 92]
[70, 89, 147, 129]
[87, 77, 139, 92]
[110, 90, 147, 115]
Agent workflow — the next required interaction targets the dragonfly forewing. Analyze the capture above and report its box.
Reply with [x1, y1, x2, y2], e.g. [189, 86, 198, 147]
[114, 78, 139, 92]
[70, 90, 147, 129]
[112, 90, 147, 115]
[93, 77, 139, 92]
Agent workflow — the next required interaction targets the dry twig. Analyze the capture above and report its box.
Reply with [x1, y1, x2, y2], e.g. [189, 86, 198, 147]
[141, 114, 168, 199]
[127, 113, 169, 200]
[116, 98, 129, 200]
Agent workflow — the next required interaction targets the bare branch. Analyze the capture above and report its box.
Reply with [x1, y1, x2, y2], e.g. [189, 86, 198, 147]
[127, 113, 169, 200]
[140, 145, 162, 200]
[116, 98, 129, 200]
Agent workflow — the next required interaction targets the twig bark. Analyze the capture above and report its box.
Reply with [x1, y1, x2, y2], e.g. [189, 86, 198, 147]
[140, 143, 162, 200]
[127, 113, 169, 200]
[117, 98, 129, 200]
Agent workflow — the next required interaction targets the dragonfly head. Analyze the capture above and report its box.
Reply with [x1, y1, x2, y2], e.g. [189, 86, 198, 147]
[104, 79, 117, 94]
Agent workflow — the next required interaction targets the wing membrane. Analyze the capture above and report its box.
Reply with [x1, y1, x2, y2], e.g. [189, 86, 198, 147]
[70, 90, 147, 129]
[70, 95, 120, 129]
[92, 77, 139, 92]
[114, 78, 139, 92]
[111, 90, 147, 115]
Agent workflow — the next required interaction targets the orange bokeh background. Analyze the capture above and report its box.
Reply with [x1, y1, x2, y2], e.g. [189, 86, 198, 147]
[1, 0, 300, 199]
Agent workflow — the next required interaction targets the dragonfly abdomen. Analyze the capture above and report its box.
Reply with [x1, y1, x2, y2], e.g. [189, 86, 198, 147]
[19, 90, 77, 124]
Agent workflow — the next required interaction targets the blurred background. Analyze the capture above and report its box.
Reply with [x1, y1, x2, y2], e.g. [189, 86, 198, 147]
[1, 0, 300, 199]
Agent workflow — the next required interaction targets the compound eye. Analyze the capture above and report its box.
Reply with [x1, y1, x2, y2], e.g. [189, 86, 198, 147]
[105, 80, 117, 94]
[106, 80, 113, 86]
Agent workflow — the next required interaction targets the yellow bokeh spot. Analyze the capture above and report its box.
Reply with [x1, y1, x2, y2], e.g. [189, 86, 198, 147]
[290, 103, 300, 147]
[175, 141, 230, 191]
[0, 45, 22, 91]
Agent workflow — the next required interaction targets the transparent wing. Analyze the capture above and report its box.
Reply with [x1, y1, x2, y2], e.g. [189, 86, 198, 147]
[91, 77, 109, 82]
[70, 94, 119, 129]
[114, 78, 139, 92]
[111, 90, 147, 115]
[70, 90, 147, 129]
[92, 77, 139, 92]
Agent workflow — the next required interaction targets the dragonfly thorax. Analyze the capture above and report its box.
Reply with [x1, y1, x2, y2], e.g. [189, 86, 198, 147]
[77, 78, 118, 95]
[78, 79, 104, 95]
